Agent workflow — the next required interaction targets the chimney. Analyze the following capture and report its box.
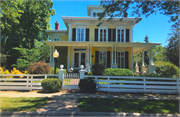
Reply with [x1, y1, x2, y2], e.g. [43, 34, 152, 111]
[124, 12, 128, 18]
[55, 21, 59, 30]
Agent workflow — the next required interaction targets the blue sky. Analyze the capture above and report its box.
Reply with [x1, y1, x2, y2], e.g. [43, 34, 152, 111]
[50, 0, 173, 47]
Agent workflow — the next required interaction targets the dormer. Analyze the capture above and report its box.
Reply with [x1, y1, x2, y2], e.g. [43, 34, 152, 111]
[87, 5, 107, 17]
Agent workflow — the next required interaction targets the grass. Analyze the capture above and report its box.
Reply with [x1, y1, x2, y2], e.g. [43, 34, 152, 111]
[78, 98, 179, 114]
[0, 97, 52, 111]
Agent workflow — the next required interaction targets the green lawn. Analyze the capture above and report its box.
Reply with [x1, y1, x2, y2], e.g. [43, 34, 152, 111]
[78, 98, 179, 114]
[0, 97, 52, 111]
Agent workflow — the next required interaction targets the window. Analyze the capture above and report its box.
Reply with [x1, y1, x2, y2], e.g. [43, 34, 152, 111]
[77, 28, 85, 41]
[99, 29, 107, 42]
[117, 29, 125, 42]
[93, 12, 96, 17]
[99, 52, 106, 67]
[117, 52, 125, 68]
[53, 38, 60, 41]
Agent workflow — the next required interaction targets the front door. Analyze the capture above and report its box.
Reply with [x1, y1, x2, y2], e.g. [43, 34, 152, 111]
[74, 52, 86, 69]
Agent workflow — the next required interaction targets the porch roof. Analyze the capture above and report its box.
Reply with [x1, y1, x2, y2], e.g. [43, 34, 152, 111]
[44, 41, 161, 53]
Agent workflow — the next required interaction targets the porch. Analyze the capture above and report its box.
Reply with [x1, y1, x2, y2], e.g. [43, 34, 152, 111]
[45, 41, 160, 73]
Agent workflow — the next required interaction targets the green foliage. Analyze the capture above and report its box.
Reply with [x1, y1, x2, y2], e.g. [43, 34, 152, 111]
[50, 67, 67, 74]
[79, 79, 96, 93]
[1, 0, 55, 70]
[27, 61, 51, 74]
[91, 64, 105, 75]
[134, 72, 161, 77]
[87, 72, 92, 75]
[12, 40, 50, 71]
[103, 68, 134, 76]
[165, 22, 179, 67]
[154, 61, 179, 78]
[41, 78, 62, 93]
[144, 35, 149, 43]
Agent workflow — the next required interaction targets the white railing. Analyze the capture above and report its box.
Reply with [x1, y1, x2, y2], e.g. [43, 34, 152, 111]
[84, 75, 180, 94]
[0, 74, 59, 91]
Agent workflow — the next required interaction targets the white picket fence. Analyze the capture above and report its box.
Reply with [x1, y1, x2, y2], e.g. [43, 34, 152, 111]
[0, 74, 59, 91]
[84, 75, 180, 94]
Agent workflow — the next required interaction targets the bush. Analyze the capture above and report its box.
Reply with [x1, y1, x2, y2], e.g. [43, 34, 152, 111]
[154, 61, 179, 78]
[28, 61, 51, 74]
[50, 67, 67, 74]
[91, 64, 105, 75]
[41, 78, 62, 93]
[134, 72, 161, 77]
[79, 79, 96, 93]
[103, 68, 134, 76]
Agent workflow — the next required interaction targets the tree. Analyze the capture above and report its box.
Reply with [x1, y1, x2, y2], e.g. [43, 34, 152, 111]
[99, 1, 179, 26]
[165, 22, 179, 67]
[1, 0, 55, 70]
[12, 40, 50, 71]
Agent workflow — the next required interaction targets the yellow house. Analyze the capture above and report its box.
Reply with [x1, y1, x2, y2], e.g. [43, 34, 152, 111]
[45, 5, 160, 73]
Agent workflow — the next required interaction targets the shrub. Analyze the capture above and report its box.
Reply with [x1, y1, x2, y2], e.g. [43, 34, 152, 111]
[41, 78, 62, 93]
[28, 61, 51, 74]
[91, 64, 105, 75]
[50, 67, 67, 74]
[154, 61, 179, 78]
[79, 79, 96, 93]
[134, 72, 161, 77]
[103, 68, 134, 76]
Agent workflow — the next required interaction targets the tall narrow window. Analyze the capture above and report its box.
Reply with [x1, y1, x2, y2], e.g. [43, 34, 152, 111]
[100, 29, 107, 42]
[117, 29, 125, 42]
[77, 28, 85, 41]
[117, 52, 125, 68]
[99, 52, 106, 67]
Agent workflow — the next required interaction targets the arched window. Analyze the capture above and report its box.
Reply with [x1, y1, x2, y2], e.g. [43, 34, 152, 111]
[93, 12, 96, 17]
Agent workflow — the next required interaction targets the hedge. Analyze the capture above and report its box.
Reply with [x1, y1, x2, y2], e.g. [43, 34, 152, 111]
[103, 68, 134, 76]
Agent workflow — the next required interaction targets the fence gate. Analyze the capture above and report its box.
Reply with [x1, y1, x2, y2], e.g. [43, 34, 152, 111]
[63, 73, 80, 89]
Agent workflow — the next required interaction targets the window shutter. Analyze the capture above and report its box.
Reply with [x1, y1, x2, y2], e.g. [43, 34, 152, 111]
[126, 29, 129, 42]
[95, 29, 98, 41]
[113, 29, 116, 42]
[95, 51, 99, 64]
[86, 28, 89, 41]
[125, 51, 129, 69]
[72, 28, 76, 41]
[108, 29, 111, 42]
[107, 51, 111, 68]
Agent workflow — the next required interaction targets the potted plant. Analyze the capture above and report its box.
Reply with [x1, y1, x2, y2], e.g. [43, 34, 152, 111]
[68, 68, 73, 73]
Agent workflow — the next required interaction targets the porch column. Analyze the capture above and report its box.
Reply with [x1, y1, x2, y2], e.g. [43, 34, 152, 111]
[68, 24, 72, 41]
[53, 46, 55, 63]
[87, 45, 89, 63]
[67, 46, 70, 70]
[131, 25, 134, 42]
[90, 45, 92, 64]
[111, 45, 113, 64]
[131, 47, 133, 71]
[135, 53, 139, 72]
[115, 45, 116, 64]
[50, 46, 52, 63]
[148, 47, 155, 73]
[141, 51, 146, 73]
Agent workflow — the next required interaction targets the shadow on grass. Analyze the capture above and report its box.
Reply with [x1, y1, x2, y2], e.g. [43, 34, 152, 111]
[78, 98, 179, 114]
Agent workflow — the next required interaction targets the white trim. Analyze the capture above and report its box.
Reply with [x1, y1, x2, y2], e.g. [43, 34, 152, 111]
[131, 25, 134, 42]
[76, 26, 86, 42]
[68, 24, 72, 41]
[90, 45, 92, 64]
[67, 46, 70, 70]
[116, 27, 126, 42]
[99, 51, 107, 68]
[131, 47, 133, 71]
[142, 51, 145, 66]
[98, 27, 108, 42]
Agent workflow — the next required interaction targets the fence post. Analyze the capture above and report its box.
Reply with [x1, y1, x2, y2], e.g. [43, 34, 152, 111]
[143, 78, 146, 93]
[108, 77, 110, 92]
[79, 69, 86, 79]
[58, 68, 65, 87]
[30, 75, 33, 91]
[27, 75, 29, 88]
[177, 79, 179, 94]
[45, 74, 47, 79]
